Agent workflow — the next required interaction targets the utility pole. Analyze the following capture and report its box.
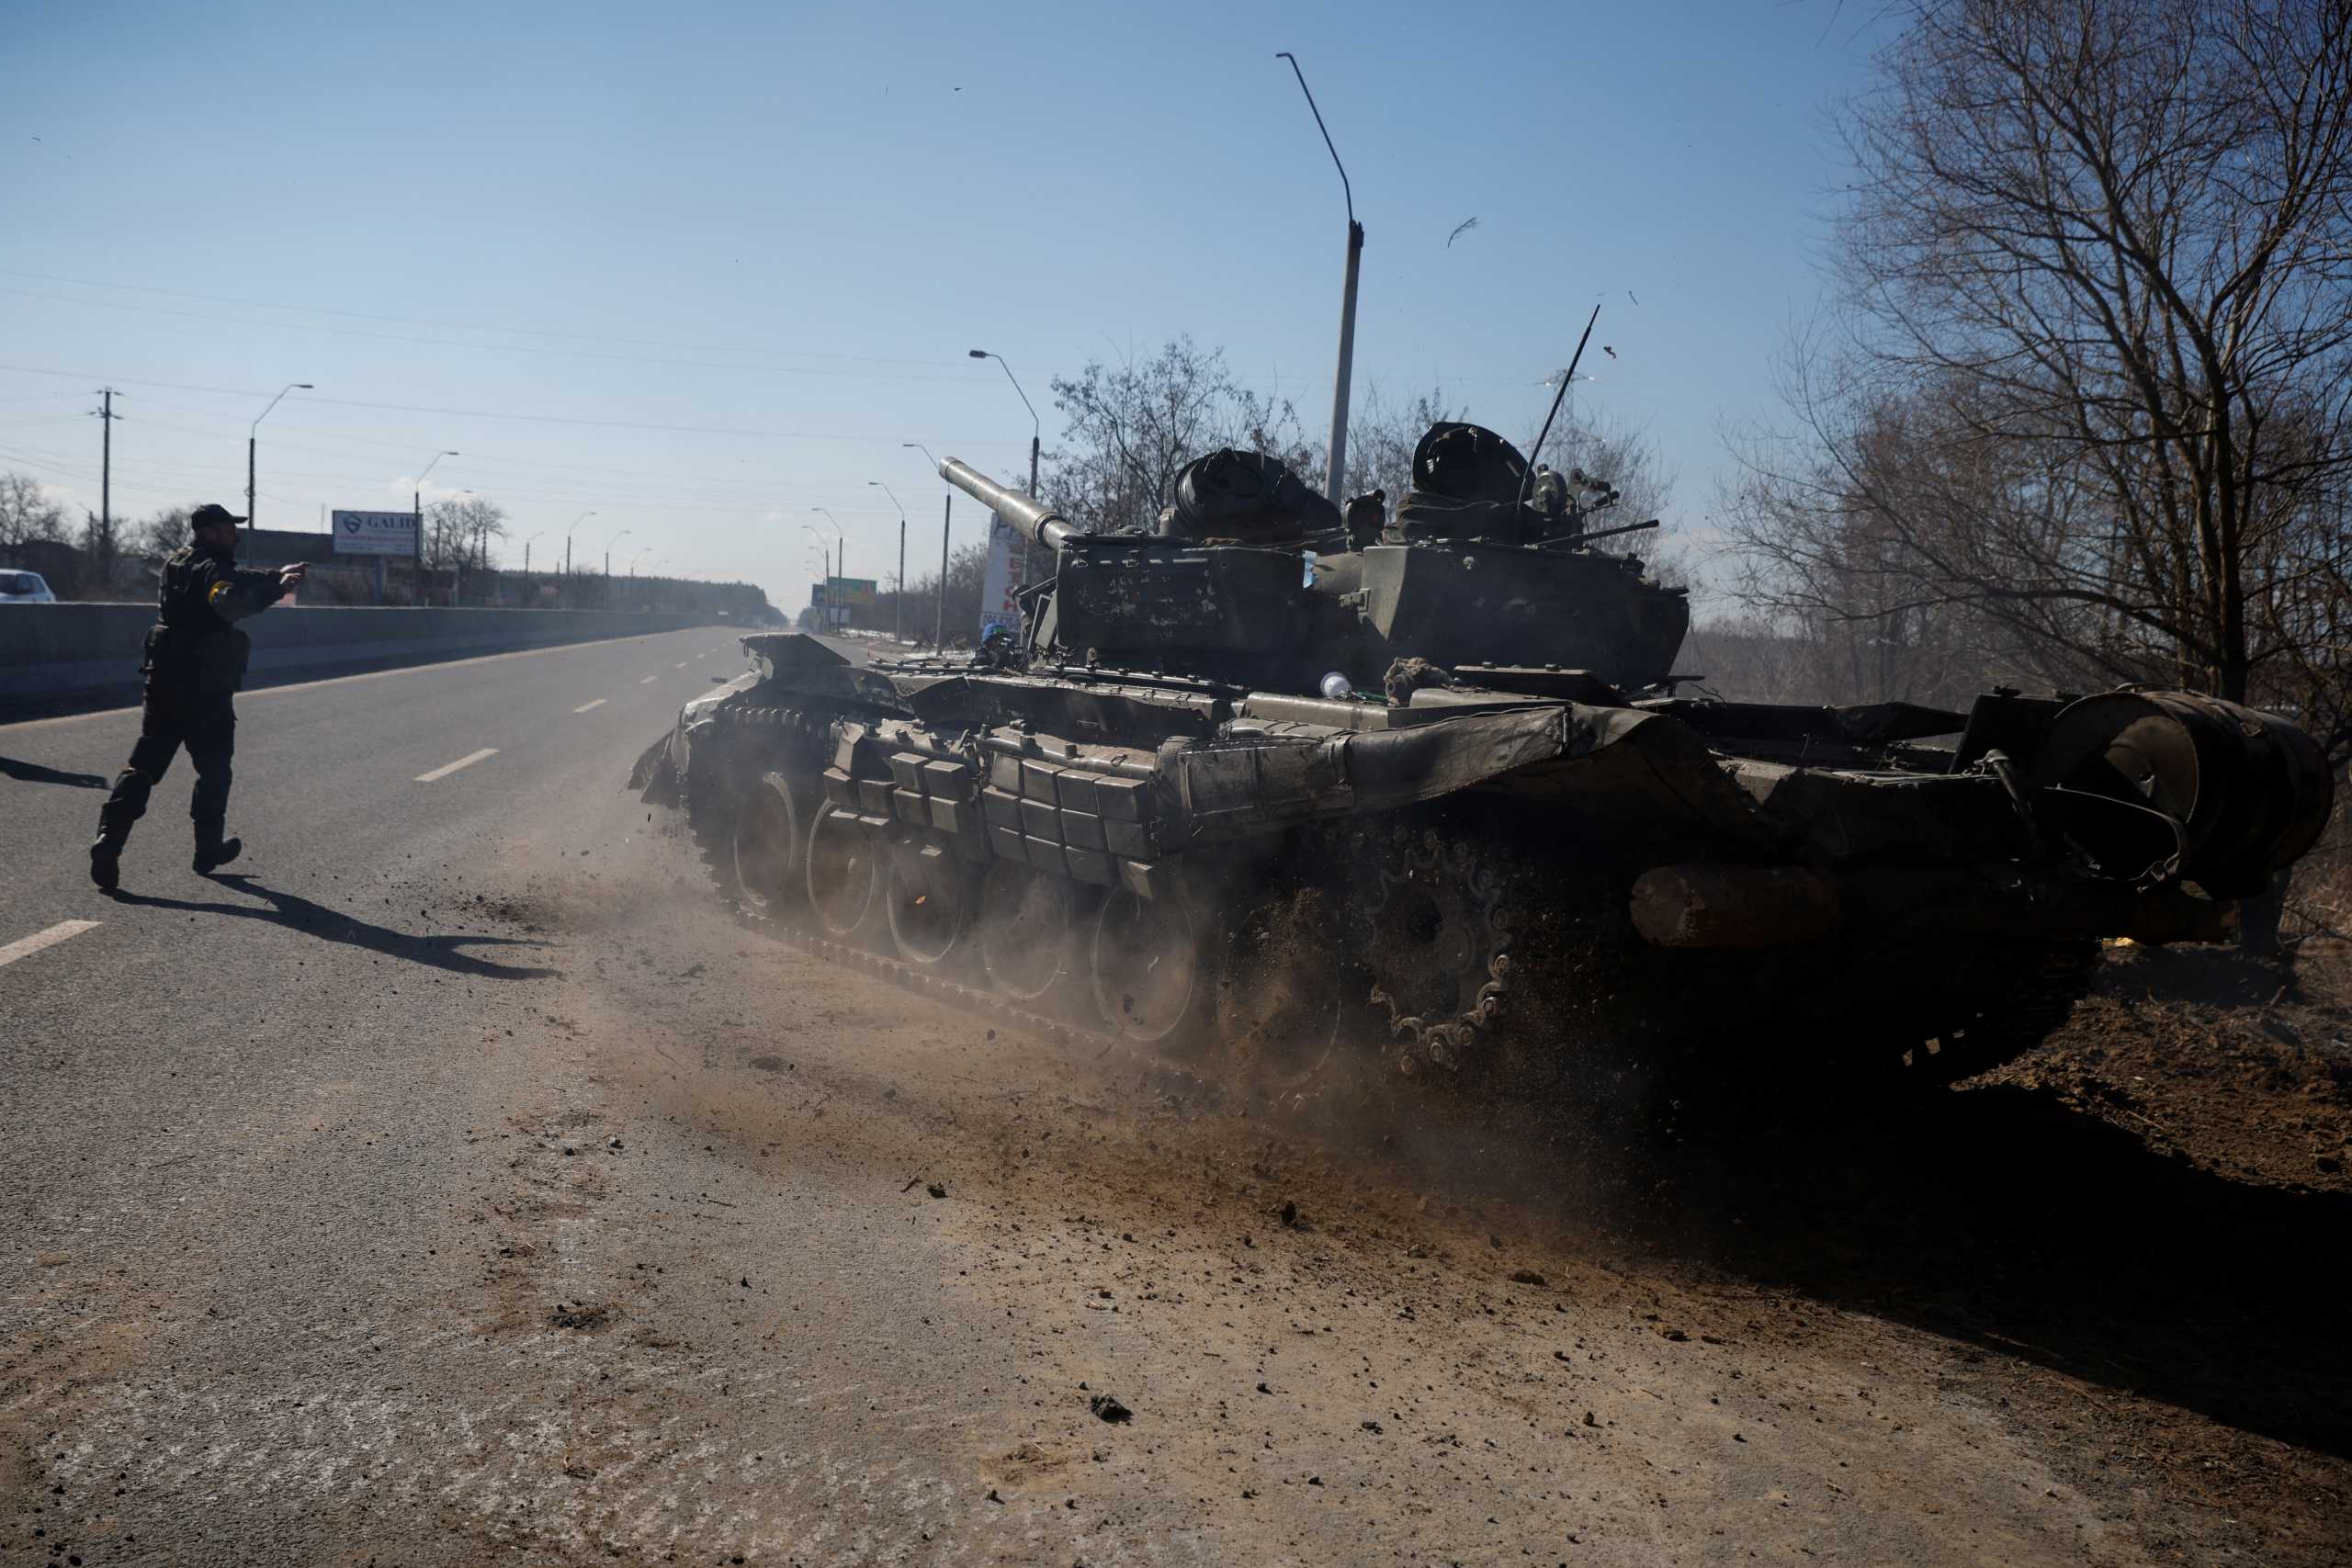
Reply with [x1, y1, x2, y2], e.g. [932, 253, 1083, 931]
[1279, 52, 1362, 503]
[92, 387, 119, 589]
[937, 492, 951, 649]
[967, 350, 1041, 584]
[869, 480, 908, 643]
[249, 382, 313, 531]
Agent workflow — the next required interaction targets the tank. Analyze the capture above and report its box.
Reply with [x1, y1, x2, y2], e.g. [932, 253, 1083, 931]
[630, 424, 2334, 1092]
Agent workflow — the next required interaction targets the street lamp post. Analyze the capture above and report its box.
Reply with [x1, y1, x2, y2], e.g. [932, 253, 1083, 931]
[904, 442, 952, 649]
[521, 531, 543, 575]
[412, 448, 457, 605]
[1278, 51, 1363, 504]
[604, 526, 630, 609]
[566, 511, 595, 605]
[808, 510, 844, 628]
[247, 381, 313, 531]
[967, 349, 1040, 583]
[868, 480, 907, 643]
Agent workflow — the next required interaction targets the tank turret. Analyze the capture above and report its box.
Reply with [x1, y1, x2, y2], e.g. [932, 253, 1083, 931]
[937, 423, 1688, 693]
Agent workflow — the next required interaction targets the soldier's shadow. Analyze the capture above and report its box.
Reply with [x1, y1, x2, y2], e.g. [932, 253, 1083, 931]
[105, 873, 560, 980]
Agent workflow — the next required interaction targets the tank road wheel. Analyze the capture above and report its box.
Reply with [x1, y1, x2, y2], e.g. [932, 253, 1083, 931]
[1091, 886, 1216, 1055]
[977, 860, 1084, 1004]
[1354, 829, 1517, 1073]
[729, 771, 808, 916]
[1216, 886, 1348, 1094]
[885, 840, 978, 969]
[804, 802, 881, 940]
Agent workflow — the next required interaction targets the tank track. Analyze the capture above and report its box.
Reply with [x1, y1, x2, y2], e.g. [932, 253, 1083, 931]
[685, 697, 2106, 1101]
[693, 701, 1211, 1069]
[1894, 938, 2101, 1085]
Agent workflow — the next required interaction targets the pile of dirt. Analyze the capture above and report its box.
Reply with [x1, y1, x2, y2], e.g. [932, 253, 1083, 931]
[1984, 939, 2352, 1194]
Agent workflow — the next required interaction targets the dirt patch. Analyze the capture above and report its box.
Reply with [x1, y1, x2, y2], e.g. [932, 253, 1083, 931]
[1985, 940, 2352, 1193]
[537, 821, 2352, 1565]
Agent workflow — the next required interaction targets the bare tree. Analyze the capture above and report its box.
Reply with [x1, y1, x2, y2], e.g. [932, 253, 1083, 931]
[1043, 338, 1316, 533]
[872, 540, 992, 645]
[1729, 0, 2352, 751]
[0, 471, 67, 550]
[1341, 384, 1459, 504]
[128, 506, 193, 563]
[424, 495, 509, 570]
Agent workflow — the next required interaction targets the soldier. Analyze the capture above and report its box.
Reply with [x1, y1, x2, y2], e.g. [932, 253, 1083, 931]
[88, 503, 308, 890]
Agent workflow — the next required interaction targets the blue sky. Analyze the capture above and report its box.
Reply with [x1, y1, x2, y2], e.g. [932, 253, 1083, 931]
[3, 0, 1883, 609]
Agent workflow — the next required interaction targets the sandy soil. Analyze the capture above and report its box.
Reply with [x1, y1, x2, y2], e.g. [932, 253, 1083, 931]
[473, 819, 2352, 1564]
[11, 800, 2348, 1564]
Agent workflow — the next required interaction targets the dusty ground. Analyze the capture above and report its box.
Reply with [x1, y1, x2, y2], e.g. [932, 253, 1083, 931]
[465, 844, 2352, 1561]
[10, 780, 2351, 1562]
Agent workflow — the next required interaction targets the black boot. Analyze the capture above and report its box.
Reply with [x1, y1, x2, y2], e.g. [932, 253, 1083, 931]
[89, 829, 127, 891]
[193, 836, 242, 874]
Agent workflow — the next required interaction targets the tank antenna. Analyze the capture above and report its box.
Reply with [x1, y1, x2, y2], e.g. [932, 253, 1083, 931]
[1279, 51, 1363, 507]
[1519, 304, 1602, 522]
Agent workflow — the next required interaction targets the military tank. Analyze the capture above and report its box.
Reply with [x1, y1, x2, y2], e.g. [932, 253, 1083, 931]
[632, 424, 2333, 1091]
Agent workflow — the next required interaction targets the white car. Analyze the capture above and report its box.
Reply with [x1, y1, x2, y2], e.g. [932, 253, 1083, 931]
[0, 570, 55, 604]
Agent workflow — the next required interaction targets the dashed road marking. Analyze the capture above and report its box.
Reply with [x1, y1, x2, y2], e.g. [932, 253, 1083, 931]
[415, 748, 499, 784]
[572, 699, 606, 714]
[673, 661, 688, 669]
[0, 919, 101, 970]
[639, 675, 657, 684]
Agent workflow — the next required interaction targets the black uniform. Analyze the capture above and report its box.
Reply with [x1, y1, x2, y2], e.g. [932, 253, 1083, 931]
[94, 541, 288, 866]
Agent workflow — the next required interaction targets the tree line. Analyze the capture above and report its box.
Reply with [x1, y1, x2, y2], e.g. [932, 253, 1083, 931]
[1719, 0, 2350, 771]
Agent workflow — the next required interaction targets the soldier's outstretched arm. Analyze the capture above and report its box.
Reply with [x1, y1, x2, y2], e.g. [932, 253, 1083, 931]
[193, 557, 297, 622]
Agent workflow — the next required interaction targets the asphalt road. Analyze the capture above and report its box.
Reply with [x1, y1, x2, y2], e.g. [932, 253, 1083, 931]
[2, 626, 2337, 1565]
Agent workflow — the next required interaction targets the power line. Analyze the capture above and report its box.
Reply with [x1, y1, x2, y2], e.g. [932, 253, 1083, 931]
[0, 361, 1017, 446]
[0, 286, 991, 385]
[0, 266, 957, 369]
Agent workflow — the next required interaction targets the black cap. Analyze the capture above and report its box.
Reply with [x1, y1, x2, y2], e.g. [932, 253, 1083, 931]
[189, 503, 247, 530]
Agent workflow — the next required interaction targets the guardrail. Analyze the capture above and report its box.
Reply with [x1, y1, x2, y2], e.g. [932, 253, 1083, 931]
[1, 604, 727, 705]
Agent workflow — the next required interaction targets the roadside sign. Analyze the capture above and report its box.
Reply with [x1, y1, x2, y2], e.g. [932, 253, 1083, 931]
[825, 576, 878, 606]
[332, 510, 418, 557]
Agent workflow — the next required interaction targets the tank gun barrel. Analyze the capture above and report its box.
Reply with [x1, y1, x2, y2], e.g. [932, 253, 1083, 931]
[1533, 517, 1660, 551]
[937, 457, 1080, 552]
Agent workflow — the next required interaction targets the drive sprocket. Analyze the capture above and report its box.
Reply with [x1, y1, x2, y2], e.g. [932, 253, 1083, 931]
[1351, 826, 1520, 1074]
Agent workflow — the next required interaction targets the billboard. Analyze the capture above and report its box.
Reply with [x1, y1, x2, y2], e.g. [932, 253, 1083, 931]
[331, 509, 418, 557]
[825, 576, 878, 606]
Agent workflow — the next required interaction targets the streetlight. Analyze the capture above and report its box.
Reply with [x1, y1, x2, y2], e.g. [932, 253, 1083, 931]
[808, 509, 843, 628]
[603, 525, 630, 607]
[966, 350, 1039, 499]
[1279, 51, 1363, 504]
[969, 349, 1041, 584]
[247, 381, 313, 528]
[869, 480, 907, 643]
[566, 511, 595, 577]
[905, 442, 953, 649]
[521, 530, 543, 574]
[410, 449, 458, 603]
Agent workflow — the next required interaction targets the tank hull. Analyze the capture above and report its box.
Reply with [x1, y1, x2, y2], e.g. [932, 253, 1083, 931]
[631, 633, 2330, 1093]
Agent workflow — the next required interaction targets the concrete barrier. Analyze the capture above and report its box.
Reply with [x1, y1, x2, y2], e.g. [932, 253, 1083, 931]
[1, 604, 725, 705]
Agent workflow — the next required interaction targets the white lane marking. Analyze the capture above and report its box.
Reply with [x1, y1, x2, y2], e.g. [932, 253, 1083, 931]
[572, 699, 606, 714]
[639, 676, 657, 684]
[673, 661, 688, 669]
[0, 919, 101, 970]
[414, 748, 499, 784]
[3, 628, 721, 733]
